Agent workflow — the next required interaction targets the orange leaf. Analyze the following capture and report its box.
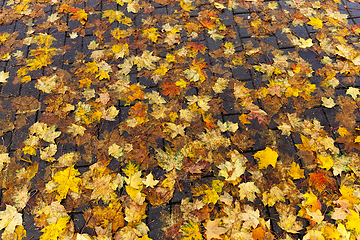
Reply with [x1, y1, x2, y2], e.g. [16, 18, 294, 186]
[160, 80, 180, 97]
[308, 172, 327, 192]
[252, 226, 266, 240]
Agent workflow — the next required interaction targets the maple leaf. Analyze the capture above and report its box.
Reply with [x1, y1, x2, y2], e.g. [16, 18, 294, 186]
[164, 122, 189, 138]
[42, 124, 62, 143]
[240, 205, 260, 229]
[40, 216, 70, 240]
[217, 120, 238, 133]
[218, 158, 245, 182]
[345, 210, 360, 234]
[143, 173, 159, 188]
[278, 122, 292, 136]
[308, 172, 328, 192]
[40, 144, 57, 162]
[161, 80, 180, 97]
[67, 124, 86, 137]
[0, 205, 22, 233]
[86, 173, 118, 203]
[181, 220, 203, 240]
[238, 182, 261, 202]
[125, 201, 147, 227]
[268, 1, 278, 9]
[308, 17, 323, 29]
[156, 146, 183, 172]
[262, 186, 285, 207]
[346, 87, 360, 100]
[202, 188, 219, 204]
[317, 153, 334, 170]
[253, 147, 278, 169]
[289, 162, 305, 179]
[204, 219, 227, 240]
[0, 71, 9, 83]
[278, 213, 303, 233]
[49, 165, 81, 201]
[322, 97, 336, 108]
[108, 143, 124, 159]
[239, 114, 251, 125]
[123, 161, 140, 177]
[134, 50, 161, 70]
[125, 170, 143, 190]
[289, 36, 313, 48]
[35, 75, 58, 94]
[212, 77, 229, 93]
[252, 226, 266, 240]
[0, 153, 10, 171]
[142, 27, 160, 43]
[69, 8, 87, 24]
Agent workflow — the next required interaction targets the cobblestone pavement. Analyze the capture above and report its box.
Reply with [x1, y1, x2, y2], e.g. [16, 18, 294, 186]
[2, 0, 360, 239]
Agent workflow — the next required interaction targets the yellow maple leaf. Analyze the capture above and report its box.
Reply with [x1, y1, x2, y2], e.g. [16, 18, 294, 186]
[125, 171, 143, 190]
[338, 127, 350, 137]
[322, 225, 341, 239]
[143, 173, 159, 188]
[153, 65, 168, 76]
[339, 185, 360, 204]
[239, 114, 251, 124]
[321, 97, 336, 108]
[298, 38, 313, 49]
[0, 71, 9, 83]
[278, 213, 303, 233]
[308, 17, 323, 29]
[289, 162, 305, 179]
[346, 87, 360, 100]
[123, 161, 139, 177]
[42, 124, 61, 143]
[202, 188, 219, 204]
[180, 0, 195, 12]
[50, 165, 81, 201]
[23, 145, 36, 155]
[262, 186, 285, 207]
[181, 220, 202, 240]
[142, 27, 160, 43]
[239, 182, 260, 202]
[102, 10, 123, 24]
[204, 219, 227, 240]
[125, 201, 147, 226]
[0, 205, 22, 233]
[175, 79, 187, 88]
[67, 124, 86, 137]
[317, 153, 334, 170]
[253, 147, 278, 169]
[70, 8, 87, 25]
[40, 216, 70, 240]
[268, 1, 278, 9]
[345, 210, 360, 234]
[0, 153, 10, 171]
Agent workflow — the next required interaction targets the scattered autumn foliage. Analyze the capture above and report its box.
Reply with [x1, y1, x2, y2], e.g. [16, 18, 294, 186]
[1, 0, 360, 239]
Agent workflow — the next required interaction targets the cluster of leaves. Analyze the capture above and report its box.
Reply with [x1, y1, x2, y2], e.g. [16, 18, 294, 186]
[2, 0, 360, 239]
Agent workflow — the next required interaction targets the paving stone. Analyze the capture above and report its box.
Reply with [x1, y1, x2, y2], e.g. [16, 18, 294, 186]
[302, 107, 330, 129]
[235, 13, 252, 38]
[1, 70, 21, 96]
[64, 36, 84, 63]
[86, 0, 101, 10]
[147, 205, 169, 240]
[219, 10, 236, 26]
[72, 212, 94, 235]
[22, 212, 42, 240]
[20, 80, 40, 97]
[232, 6, 249, 14]
[152, 7, 167, 15]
